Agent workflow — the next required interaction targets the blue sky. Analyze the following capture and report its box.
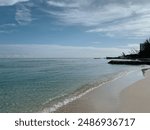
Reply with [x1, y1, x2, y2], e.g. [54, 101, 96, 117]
[0, 0, 149, 58]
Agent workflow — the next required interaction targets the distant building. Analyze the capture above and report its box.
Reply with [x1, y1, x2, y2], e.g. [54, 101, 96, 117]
[140, 43, 145, 52]
[139, 42, 150, 58]
[140, 43, 150, 52]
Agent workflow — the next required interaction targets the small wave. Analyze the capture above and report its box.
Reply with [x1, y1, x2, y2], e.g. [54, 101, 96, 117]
[41, 70, 132, 113]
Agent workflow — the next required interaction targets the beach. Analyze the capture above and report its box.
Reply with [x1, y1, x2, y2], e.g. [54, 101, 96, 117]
[56, 69, 150, 113]
[120, 69, 150, 112]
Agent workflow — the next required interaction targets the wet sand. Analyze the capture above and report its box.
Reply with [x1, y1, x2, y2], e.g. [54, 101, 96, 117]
[56, 69, 147, 113]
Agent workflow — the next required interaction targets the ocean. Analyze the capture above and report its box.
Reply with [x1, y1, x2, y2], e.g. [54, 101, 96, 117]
[0, 58, 144, 112]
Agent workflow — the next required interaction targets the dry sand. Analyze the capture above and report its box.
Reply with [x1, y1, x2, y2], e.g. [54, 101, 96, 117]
[56, 69, 150, 113]
[120, 70, 150, 112]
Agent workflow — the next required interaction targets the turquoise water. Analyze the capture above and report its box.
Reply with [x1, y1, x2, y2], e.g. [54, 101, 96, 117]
[0, 58, 142, 112]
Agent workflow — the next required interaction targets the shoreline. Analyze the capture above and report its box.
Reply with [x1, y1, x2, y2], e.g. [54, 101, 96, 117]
[42, 71, 131, 113]
[55, 68, 147, 113]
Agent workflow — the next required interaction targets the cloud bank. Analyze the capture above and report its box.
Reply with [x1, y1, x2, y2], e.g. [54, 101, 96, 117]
[46, 0, 150, 38]
[1, 0, 150, 38]
[0, 45, 129, 58]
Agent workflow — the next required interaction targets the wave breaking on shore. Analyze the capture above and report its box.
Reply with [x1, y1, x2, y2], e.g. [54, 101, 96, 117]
[41, 70, 135, 113]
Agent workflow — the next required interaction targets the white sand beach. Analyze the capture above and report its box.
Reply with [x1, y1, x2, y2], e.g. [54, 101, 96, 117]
[120, 70, 150, 112]
[56, 69, 150, 113]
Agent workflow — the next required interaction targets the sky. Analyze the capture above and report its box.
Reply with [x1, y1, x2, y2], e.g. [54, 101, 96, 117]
[0, 0, 149, 58]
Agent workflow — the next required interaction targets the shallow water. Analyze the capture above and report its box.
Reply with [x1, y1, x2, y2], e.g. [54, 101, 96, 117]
[0, 58, 144, 112]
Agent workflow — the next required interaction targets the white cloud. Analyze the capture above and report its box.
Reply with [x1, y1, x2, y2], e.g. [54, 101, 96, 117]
[47, 2, 132, 26]
[119, 44, 140, 50]
[47, 1, 78, 8]
[0, 23, 16, 33]
[15, 3, 32, 25]
[87, 8, 150, 37]
[0, 23, 16, 29]
[0, 44, 129, 58]
[127, 44, 139, 48]
[0, 0, 29, 6]
[45, 0, 150, 38]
